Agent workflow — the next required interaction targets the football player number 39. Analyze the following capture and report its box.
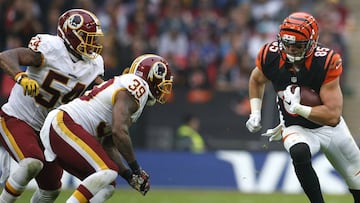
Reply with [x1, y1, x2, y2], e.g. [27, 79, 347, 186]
[81, 78, 146, 102]
[128, 79, 146, 99]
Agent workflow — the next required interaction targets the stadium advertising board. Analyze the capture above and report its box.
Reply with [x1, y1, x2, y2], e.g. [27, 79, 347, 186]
[23, 150, 347, 194]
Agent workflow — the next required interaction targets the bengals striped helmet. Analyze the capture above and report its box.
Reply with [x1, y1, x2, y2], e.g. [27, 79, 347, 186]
[278, 12, 319, 63]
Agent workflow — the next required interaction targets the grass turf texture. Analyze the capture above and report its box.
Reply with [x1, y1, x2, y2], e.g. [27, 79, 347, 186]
[17, 189, 352, 203]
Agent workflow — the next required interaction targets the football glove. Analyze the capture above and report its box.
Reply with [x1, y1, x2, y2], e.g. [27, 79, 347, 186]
[283, 85, 312, 118]
[121, 169, 149, 195]
[129, 169, 150, 196]
[246, 111, 262, 133]
[15, 72, 40, 97]
[283, 85, 301, 114]
[261, 123, 284, 142]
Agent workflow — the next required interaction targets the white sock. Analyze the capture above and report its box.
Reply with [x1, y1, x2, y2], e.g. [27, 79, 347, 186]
[0, 189, 19, 203]
[0, 172, 26, 203]
[66, 196, 81, 203]
[30, 188, 60, 203]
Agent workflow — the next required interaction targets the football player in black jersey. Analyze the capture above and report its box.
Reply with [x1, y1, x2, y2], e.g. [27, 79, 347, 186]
[246, 12, 360, 203]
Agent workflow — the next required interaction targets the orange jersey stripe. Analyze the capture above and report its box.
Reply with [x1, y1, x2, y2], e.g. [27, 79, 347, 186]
[323, 52, 342, 84]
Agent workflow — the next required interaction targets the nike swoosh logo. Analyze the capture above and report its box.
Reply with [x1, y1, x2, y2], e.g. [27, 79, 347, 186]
[285, 100, 291, 105]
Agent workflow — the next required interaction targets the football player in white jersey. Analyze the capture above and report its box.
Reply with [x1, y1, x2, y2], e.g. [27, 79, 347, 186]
[39, 54, 173, 202]
[0, 9, 105, 203]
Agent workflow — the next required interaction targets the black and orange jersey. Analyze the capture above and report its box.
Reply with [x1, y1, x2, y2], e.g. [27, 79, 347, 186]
[256, 41, 342, 129]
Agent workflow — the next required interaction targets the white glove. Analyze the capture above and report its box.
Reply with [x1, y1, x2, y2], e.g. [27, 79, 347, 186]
[246, 111, 262, 133]
[283, 85, 301, 114]
[261, 123, 284, 142]
[0, 147, 10, 185]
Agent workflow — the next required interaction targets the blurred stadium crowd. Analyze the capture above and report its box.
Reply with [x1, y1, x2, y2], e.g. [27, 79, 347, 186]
[0, 0, 355, 150]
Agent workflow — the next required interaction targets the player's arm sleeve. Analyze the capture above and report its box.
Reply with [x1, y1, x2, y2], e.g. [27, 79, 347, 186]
[255, 43, 270, 73]
[27, 35, 48, 67]
[323, 52, 343, 84]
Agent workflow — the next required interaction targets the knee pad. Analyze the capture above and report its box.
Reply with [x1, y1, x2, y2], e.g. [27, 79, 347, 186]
[82, 169, 117, 195]
[289, 143, 311, 165]
[12, 158, 44, 185]
[19, 158, 44, 176]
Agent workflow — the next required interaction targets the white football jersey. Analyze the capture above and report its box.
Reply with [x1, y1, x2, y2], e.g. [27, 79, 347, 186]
[1, 34, 104, 131]
[58, 74, 150, 137]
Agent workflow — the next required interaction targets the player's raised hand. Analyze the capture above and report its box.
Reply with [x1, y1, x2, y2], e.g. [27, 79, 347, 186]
[15, 72, 40, 97]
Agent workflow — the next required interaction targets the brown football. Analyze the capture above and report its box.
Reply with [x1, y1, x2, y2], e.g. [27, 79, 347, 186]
[291, 85, 322, 107]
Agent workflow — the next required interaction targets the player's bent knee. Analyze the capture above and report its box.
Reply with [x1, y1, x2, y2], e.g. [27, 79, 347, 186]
[289, 143, 311, 164]
[84, 169, 117, 186]
[96, 169, 118, 184]
[82, 169, 118, 195]
[19, 158, 44, 178]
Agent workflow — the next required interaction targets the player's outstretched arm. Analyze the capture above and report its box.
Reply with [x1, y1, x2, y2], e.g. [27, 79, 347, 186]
[111, 90, 150, 195]
[101, 136, 150, 194]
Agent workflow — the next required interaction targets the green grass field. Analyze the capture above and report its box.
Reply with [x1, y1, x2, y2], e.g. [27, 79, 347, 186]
[16, 189, 352, 203]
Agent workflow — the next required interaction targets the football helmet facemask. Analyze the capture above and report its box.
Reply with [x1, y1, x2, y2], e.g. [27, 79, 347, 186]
[278, 12, 319, 63]
[57, 9, 103, 60]
[129, 54, 173, 105]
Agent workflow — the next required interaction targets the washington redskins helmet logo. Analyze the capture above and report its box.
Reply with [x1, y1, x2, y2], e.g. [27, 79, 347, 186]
[149, 62, 167, 81]
[66, 14, 84, 31]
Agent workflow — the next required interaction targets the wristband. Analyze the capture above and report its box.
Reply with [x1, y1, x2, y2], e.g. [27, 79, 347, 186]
[120, 169, 133, 181]
[293, 104, 312, 118]
[14, 72, 27, 84]
[129, 160, 140, 172]
[250, 98, 262, 114]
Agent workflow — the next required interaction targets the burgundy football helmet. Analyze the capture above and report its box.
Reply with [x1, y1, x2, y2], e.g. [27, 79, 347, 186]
[57, 9, 103, 59]
[129, 54, 173, 104]
[278, 12, 319, 63]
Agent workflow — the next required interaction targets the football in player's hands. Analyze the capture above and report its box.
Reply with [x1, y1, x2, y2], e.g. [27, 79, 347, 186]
[290, 85, 322, 107]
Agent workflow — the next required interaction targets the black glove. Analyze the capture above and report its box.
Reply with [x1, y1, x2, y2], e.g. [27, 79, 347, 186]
[128, 161, 150, 196]
[132, 169, 150, 195]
